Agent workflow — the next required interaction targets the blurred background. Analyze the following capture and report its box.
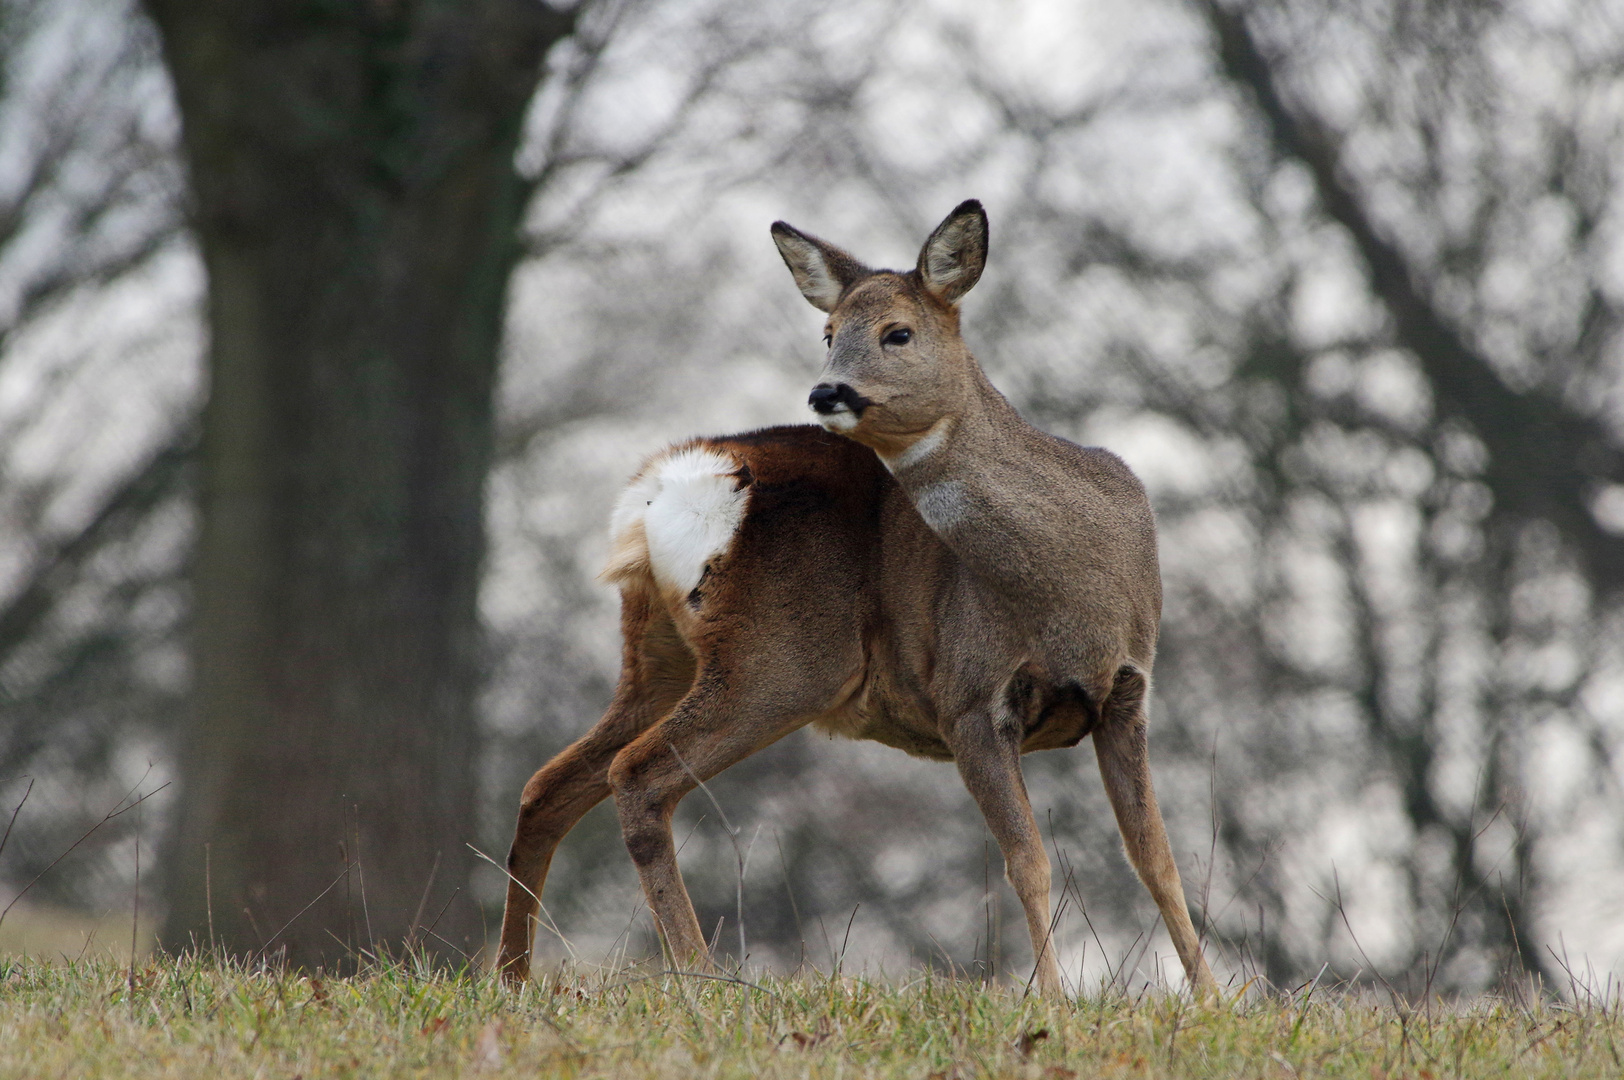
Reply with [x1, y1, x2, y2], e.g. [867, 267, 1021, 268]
[1, 0, 1622, 995]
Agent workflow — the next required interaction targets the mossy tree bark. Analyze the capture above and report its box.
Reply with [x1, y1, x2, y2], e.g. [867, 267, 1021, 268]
[147, 0, 575, 967]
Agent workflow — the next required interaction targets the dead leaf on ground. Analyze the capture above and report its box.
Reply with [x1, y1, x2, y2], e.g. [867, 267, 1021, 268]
[1015, 1027, 1050, 1058]
[550, 980, 587, 1001]
[421, 1016, 448, 1036]
[781, 1015, 834, 1050]
[786, 1031, 827, 1049]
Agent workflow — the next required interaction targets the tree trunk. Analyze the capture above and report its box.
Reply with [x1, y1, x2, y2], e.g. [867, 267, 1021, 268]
[147, 0, 575, 968]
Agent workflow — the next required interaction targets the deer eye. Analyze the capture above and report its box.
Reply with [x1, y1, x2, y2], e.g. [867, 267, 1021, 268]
[823, 334, 832, 347]
[883, 327, 912, 346]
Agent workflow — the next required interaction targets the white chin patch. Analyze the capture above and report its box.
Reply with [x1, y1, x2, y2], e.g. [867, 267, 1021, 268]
[817, 408, 860, 434]
[625, 447, 748, 594]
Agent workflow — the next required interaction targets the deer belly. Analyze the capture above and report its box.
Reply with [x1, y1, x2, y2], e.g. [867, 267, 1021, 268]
[811, 679, 952, 761]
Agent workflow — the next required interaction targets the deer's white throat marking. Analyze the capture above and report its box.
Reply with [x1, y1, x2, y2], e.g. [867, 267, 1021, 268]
[914, 479, 968, 534]
[880, 417, 955, 474]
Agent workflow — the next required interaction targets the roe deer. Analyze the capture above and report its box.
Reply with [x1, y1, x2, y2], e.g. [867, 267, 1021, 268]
[496, 200, 1218, 995]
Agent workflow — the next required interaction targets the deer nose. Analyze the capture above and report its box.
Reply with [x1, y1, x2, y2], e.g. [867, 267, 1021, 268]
[808, 384, 844, 414]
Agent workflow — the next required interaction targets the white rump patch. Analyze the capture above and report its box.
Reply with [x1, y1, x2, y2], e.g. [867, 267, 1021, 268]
[601, 469, 660, 584]
[614, 446, 748, 595]
[608, 470, 661, 548]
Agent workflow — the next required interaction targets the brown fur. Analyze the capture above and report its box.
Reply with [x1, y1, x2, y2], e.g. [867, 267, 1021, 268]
[496, 202, 1217, 996]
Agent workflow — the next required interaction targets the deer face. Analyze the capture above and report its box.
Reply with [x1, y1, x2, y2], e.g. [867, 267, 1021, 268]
[772, 201, 988, 461]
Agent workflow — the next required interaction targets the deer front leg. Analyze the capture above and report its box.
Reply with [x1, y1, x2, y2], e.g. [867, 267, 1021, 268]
[948, 710, 1065, 997]
[608, 674, 827, 969]
[1093, 666, 1218, 994]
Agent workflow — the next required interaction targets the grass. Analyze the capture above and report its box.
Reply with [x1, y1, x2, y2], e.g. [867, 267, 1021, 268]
[1, 953, 1621, 1078]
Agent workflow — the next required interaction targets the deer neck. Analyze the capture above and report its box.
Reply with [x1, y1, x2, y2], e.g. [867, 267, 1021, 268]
[875, 364, 1032, 545]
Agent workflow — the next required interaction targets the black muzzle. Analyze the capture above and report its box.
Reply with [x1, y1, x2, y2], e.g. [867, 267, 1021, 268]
[807, 383, 870, 415]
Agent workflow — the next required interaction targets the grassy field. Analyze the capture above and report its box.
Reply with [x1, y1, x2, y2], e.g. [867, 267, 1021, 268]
[1, 953, 1620, 1079]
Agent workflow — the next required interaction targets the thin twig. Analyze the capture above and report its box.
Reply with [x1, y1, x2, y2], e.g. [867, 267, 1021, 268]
[1324, 867, 1406, 1011]
[407, 850, 442, 947]
[420, 888, 461, 949]
[352, 807, 374, 957]
[0, 778, 34, 865]
[128, 797, 142, 995]
[205, 843, 215, 956]
[0, 780, 169, 932]
[466, 843, 576, 960]
[608, 967, 783, 1001]
[669, 743, 753, 967]
[254, 865, 355, 962]
[837, 904, 860, 976]
[773, 831, 807, 972]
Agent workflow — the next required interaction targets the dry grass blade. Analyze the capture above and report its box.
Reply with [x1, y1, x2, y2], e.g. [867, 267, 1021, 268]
[0, 779, 169, 933]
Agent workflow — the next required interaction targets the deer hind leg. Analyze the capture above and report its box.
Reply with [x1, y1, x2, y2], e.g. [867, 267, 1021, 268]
[607, 641, 855, 969]
[497, 592, 694, 985]
[1093, 664, 1218, 994]
[949, 710, 1064, 997]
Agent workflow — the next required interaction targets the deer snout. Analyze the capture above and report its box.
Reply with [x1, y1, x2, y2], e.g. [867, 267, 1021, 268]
[807, 383, 869, 416]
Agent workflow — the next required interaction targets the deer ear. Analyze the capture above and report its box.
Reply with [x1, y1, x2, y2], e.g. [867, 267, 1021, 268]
[771, 221, 870, 313]
[917, 199, 988, 304]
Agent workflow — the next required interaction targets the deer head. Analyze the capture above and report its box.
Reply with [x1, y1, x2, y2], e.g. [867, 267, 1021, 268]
[771, 200, 989, 462]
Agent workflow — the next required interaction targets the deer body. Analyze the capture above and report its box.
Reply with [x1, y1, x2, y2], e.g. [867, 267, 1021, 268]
[497, 202, 1217, 995]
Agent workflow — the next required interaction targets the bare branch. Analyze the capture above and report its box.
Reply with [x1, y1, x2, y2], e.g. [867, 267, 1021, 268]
[1199, 0, 1624, 592]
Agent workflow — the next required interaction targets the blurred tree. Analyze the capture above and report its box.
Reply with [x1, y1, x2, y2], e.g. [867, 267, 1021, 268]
[1202, 0, 1624, 591]
[0, 0, 190, 912]
[1185, 0, 1624, 992]
[143, 0, 578, 966]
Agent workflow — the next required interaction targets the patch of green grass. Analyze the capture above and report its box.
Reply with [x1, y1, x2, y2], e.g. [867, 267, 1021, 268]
[1, 953, 1620, 1078]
